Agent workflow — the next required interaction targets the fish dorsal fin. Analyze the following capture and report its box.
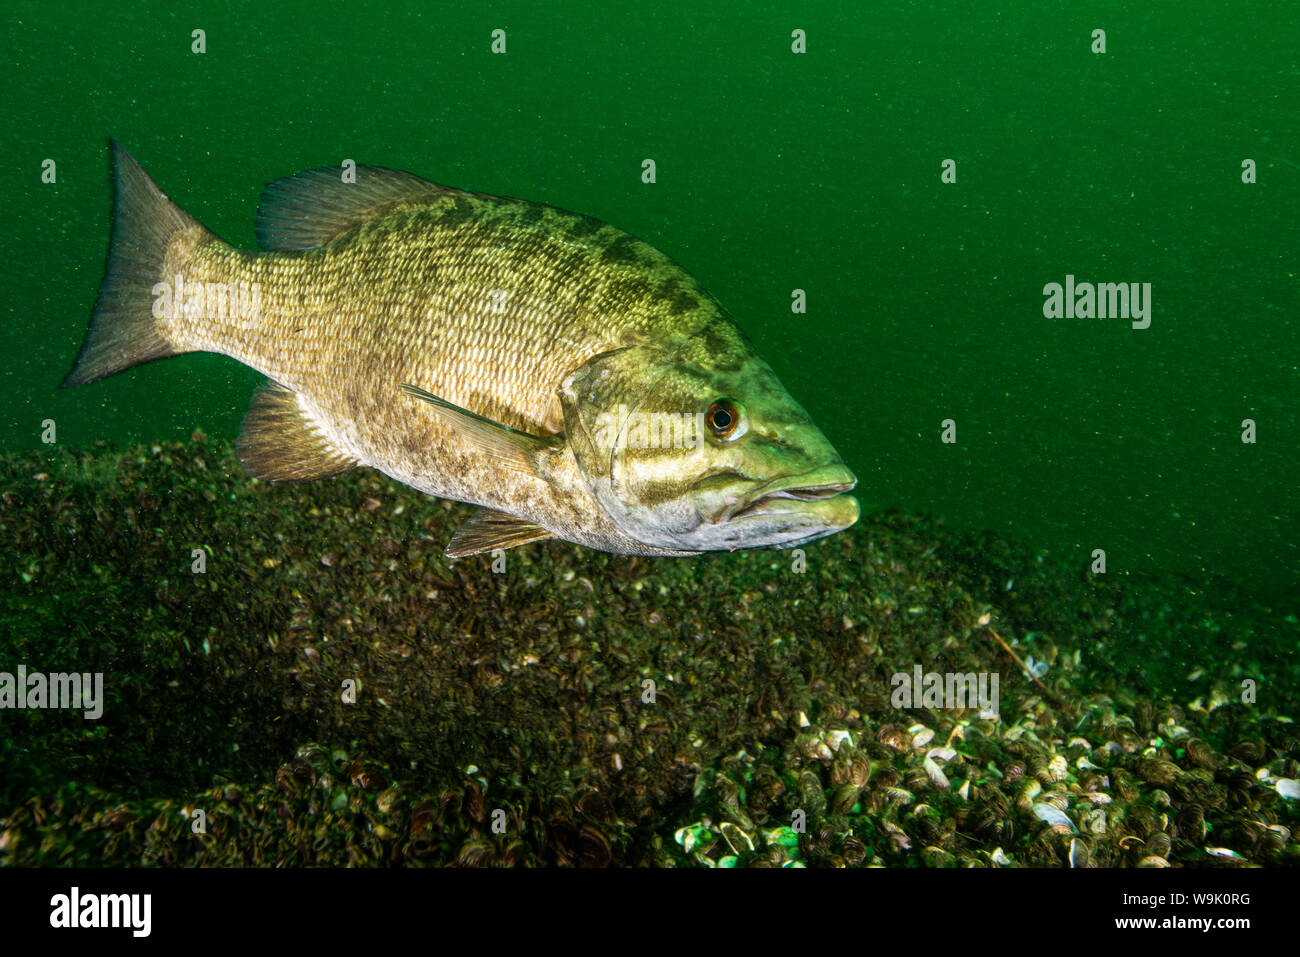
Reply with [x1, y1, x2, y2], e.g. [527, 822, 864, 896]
[446, 508, 554, 558]
[255, 165, 452, 251]
[237, 381, 361, 481]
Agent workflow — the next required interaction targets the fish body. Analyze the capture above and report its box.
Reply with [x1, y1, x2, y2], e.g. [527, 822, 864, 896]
[64, 143, 859, 556]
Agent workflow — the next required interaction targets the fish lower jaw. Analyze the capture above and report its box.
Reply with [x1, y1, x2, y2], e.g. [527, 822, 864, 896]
[720, 463, 858, 524]
[703, 493, 860, 551]
[727, 484, 855, 521]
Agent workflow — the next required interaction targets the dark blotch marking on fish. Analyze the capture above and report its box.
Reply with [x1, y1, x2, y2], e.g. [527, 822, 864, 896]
[653, 275, 700, 317]
[601, 235, 641, 266]
[565, 214, 603, 241]
[515, 204, 544, 227]
[694, 322, 748, 371]
[442, 196, 478, 225]
[669, 290, 700, 316]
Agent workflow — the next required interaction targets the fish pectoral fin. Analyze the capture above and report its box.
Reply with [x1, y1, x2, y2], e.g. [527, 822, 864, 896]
[399, 383, 561, 474]
[237, 381, 361, 481]
[445, 508, 554, 559]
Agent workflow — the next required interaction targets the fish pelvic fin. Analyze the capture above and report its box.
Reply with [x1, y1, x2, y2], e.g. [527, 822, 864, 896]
[445, 508, 554, 559]
[399, 383, 562, 474]
[61, 140, 216, 388]
[237, 381, 361, 481]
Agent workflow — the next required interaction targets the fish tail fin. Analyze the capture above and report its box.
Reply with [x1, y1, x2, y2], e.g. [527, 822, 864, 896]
[61, 140, 216, 388]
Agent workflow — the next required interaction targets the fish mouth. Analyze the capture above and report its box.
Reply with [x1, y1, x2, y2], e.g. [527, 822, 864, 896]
[721, 463, 859, 524]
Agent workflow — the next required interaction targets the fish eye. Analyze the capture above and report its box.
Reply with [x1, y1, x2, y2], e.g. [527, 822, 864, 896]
[705, 398, 747, 442]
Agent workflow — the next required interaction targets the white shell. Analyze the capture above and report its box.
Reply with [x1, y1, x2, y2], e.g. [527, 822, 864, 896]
[923, 756, 950, 790]
[1206, 847, 1246, 859]
[1032, 802, 1075, 832]
[825, 729, 854, 751]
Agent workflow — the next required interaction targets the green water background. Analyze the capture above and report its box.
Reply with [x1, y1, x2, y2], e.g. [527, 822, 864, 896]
[4, 1, 1296, 595]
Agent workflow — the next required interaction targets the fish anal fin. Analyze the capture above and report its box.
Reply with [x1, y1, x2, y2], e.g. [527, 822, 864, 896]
[237, 381, 361, 481]
[445, 508, 554, 558]
[255, 165, 459, 251]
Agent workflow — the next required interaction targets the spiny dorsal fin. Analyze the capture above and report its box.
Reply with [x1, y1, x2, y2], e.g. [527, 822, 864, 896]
[446, 508, 554, 558]
[255, 165, 455, 251]
[399, 383, 561, 474]
[236, 381, 361, 481]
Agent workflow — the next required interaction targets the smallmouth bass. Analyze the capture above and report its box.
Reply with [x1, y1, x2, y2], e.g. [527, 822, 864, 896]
[63, 142, 859, 557]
